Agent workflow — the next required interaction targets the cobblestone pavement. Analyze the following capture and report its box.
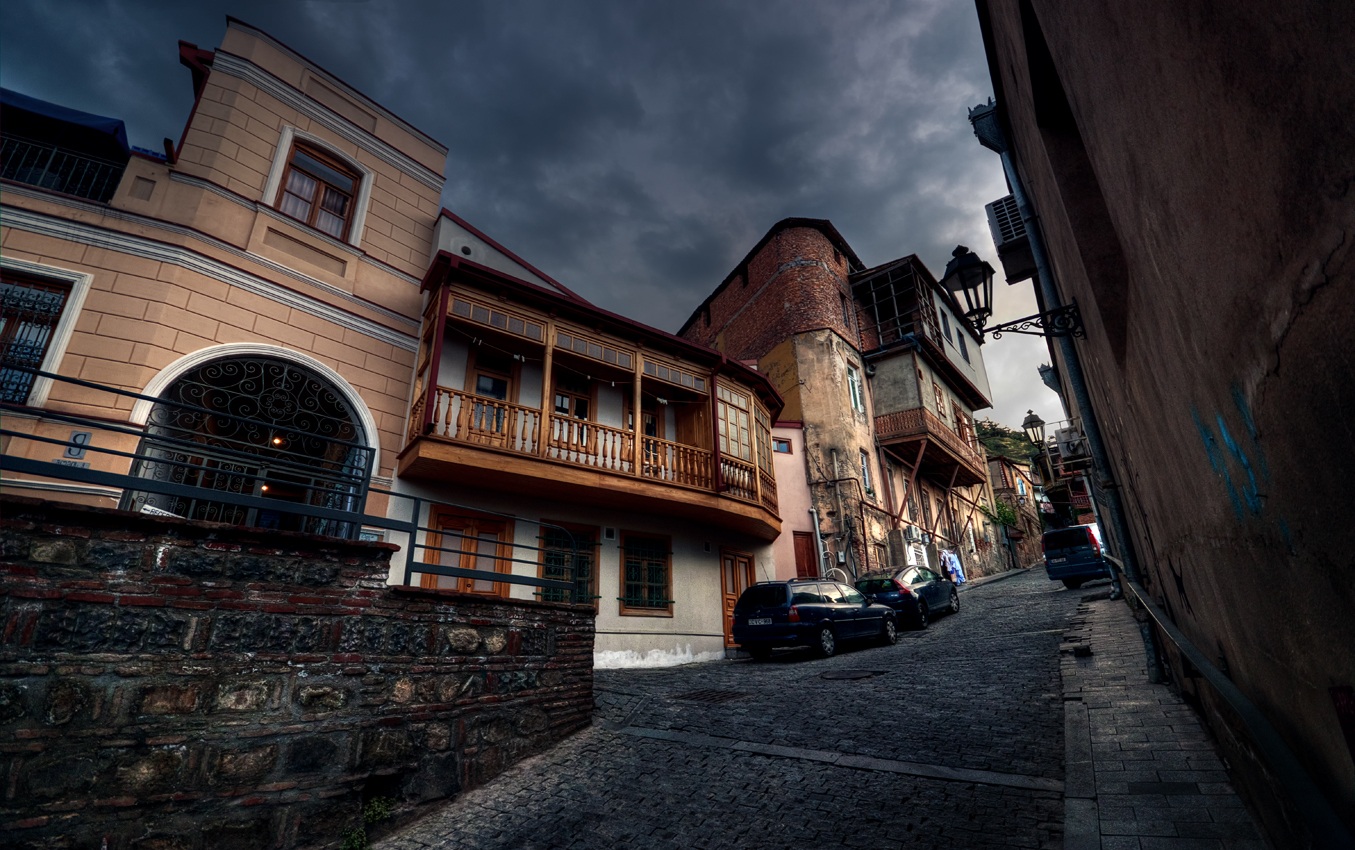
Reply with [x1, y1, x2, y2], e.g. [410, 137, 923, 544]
[378, 569, 1085, 849]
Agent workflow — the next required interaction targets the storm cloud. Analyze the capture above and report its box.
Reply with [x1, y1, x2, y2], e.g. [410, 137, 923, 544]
[0, 0, 1062, 428]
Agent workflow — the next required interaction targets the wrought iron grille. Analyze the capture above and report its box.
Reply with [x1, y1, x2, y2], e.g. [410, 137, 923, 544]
[0, 276, 70, 404]
[1, 135, 126, 202]
[124, 357, 372, 537]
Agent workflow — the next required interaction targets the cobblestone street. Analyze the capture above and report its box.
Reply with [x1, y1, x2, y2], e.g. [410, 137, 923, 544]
[378, 569, 1084, 849]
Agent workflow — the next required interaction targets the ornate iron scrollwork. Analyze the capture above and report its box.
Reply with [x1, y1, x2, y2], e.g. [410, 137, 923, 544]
[987, 302, 1085, 340]
[125, 356, 371, 536]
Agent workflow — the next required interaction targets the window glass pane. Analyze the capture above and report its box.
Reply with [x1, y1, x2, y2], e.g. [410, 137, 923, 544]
[0, 277, 71, 403]
[477, 375, 508, 399]
[292, 149, 356, 193]
[471, 532, 499, 592]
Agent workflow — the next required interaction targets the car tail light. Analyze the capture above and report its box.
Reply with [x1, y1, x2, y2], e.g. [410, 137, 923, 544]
[1087, 528, 1102, 557]
[788, 605, 800, 623]
[893, 580, 912, 596]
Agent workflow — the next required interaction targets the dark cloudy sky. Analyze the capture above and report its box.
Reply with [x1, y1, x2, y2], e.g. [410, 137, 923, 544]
[1, 0, 1063, 430]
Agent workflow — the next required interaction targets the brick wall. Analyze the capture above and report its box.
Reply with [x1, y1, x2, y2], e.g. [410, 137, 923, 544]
[0, 495, 594, 849]
[683, 225, 855, 361]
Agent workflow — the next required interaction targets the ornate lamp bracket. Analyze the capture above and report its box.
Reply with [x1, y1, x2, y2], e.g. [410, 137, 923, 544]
[987, 301, 1084, 340]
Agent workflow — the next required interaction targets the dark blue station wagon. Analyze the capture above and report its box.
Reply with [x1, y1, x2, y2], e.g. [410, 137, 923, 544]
[732, 579, 898, 659]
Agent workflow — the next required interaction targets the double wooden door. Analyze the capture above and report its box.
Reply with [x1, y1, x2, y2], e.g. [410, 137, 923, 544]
[720, 551, 755, 647]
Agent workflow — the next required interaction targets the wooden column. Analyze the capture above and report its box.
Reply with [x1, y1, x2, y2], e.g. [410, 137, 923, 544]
[632, 355, 644, 478]
[537, 323, 553, 457]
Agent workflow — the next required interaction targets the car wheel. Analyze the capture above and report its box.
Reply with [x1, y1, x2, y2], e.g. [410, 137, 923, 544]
[915, 601, 929, 630]
[816, 625, 837, 657]
[949, 588, 960, 614]
[1062, 578, 1085, 589]
[746, 644, 772, 661]
[879, 616, 898, 646]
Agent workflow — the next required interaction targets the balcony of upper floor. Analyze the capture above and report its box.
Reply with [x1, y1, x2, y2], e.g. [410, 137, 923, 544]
[397, 253, 783, 540]
[1, 88, 133, 204]
[851, 255, 990, 410]
[874, 405, 988, 487]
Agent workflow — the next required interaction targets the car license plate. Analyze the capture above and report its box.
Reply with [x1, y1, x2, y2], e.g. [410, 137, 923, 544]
[1049, 557, 1066, 564]
[747, 617, 772, 626]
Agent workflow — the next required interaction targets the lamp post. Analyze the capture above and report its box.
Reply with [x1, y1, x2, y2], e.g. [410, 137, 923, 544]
[940, 246, 1084, 341]
[1021, 409, 1046, 446]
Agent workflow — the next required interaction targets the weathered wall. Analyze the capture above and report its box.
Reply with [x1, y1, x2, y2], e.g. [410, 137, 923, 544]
[980, 0, 1355, 839]
[682, 224, 855, 360]
[0, 496, 594, 849]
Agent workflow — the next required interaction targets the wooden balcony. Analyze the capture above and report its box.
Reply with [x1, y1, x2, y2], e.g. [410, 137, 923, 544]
[875, 406, 987, 486]
[399, 387, 781, 539]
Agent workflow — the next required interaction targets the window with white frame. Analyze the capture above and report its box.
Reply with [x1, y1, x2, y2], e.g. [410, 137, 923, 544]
[0, 263, 90, 407]
[847, 364, 865, 414]
[277, 143, 360, 240]
[860, 449, 873, 494]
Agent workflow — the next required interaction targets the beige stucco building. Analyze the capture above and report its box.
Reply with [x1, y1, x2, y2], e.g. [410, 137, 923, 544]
[1, 19, 785, 666]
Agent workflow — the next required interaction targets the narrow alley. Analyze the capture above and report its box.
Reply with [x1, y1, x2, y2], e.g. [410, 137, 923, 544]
[376, 571, 1264, 849]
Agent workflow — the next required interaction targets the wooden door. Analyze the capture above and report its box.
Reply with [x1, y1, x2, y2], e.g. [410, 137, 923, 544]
[793, 531, 818, 578]
[423, 509, 511, 596]
[720, 551, 755, 648]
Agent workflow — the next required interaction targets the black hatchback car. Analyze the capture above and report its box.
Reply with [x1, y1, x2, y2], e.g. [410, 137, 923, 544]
[855, 566, 958, 630]
[732, 579, 898, 659]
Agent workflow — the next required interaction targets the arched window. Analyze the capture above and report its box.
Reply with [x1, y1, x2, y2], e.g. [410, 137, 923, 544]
[123, 356, 372, 537]
[276, 142, 360, 240]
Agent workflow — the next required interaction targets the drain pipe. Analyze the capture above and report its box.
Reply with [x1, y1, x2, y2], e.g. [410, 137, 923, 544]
[808, 507, 829, 576]
[970, 101, 1156, 668]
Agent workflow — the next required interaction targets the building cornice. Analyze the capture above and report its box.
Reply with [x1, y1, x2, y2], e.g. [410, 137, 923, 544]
[210, 51, 445, 193]
[1, 203, 417, 352]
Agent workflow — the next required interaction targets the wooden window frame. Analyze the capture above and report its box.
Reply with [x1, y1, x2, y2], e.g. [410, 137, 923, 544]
[847, 364, 866, 413]
[538, 521, 599, 608]
[772, 438, 793, 454]
[618, 532, 673, 617]
[423, 506, 515, 598]
[276, 141, 361, 241]
[716, 385, 752, 462]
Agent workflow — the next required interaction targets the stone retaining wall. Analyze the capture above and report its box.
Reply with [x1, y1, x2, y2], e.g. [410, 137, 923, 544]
[0, 495, 595, 849]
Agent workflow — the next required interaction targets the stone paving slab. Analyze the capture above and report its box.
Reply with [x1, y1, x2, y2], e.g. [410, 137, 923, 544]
[1061, 596, 1267, 850]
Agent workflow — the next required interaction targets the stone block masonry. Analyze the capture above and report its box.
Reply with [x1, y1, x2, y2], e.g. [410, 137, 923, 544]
[0, 495, 595, 849]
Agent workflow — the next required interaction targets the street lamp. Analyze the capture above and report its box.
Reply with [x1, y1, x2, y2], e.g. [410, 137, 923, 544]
[939, 245, 1084, 340]
[1021, 409, 1046, 446]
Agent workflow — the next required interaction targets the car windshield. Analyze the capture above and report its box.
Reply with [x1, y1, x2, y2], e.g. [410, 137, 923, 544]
[1044, 528, 1091, 549]
[857, 579, 895, 593]
[738, 585, 788, 609]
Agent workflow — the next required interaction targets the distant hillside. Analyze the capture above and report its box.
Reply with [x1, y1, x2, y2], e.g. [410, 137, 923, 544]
[977, 418, 1039, 464]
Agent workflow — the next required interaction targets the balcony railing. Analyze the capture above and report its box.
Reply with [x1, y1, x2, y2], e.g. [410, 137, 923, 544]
[875, 406, 985, 470]
[547, 415, 631, 472]
[720, 455, 758, 502]
[640, 436, 714, 489]
[427, 387, 540, 454]
[1, 136, 125, 203]
[414, 386, 779, 510]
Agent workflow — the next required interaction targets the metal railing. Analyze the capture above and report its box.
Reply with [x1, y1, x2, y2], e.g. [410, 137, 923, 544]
[1117, 561, 1352, 850]
[1, 135, 126, 203]
[0, 366, 581, 602]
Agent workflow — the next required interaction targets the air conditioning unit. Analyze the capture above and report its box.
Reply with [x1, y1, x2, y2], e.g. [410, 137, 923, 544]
[985, 195, 1036, 283]
[1055, 427, 1088, 460]
[904, 525, 922, 543]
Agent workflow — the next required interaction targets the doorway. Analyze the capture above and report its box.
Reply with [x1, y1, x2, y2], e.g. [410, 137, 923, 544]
[720, 551, 755, 648]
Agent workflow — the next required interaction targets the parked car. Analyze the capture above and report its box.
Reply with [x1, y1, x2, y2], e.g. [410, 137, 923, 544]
[855, 566, 958, 630]
[1041, 524, 1112, 588]
[733, 579, 898, 659]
